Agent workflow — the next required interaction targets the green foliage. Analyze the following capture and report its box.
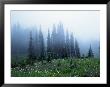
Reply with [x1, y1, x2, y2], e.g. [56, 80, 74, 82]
[11, 58, 100, 77]
[57, 60, 61, 67]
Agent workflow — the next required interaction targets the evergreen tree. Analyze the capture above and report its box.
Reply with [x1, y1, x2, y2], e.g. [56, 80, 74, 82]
[75, 39, 80, 58]
[65, 29, 70, 57]
[39, 26, 45, 62]
[57, 23, 65, 58]
[88, 45, 94, 58]
[28, 31, 35, 64]
[51, 24, 57, 58]
[35, 28, 39, 59]
[47, 29, 52, 62]
[70, 33, 75, 58]
[47, 29, 51, 52]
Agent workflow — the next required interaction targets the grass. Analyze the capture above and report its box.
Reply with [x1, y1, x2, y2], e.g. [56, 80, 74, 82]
[11, 58, 100, 77]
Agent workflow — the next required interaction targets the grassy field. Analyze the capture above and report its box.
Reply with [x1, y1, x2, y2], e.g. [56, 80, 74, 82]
[11, 58, 100, 77]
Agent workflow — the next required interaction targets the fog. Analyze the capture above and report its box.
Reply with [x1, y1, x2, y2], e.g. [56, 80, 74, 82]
[11, 11, 100, 58]
[11, 11, 99, 42]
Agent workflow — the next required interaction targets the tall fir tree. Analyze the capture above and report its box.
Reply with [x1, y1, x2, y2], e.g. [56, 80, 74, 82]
[47, 29, 52, 62]
[70, 33, 75, 58]
[47, 29, 51, 52]
[65, 29, 70, 57]
[51, 24, 57, 58]
[75, 39, 80, 58]
[39, 26, 45, 62]
[35, 28, 39, 59]
[57, 23, 65, 58]
[88, 44, 94, 58]
[28, 31, 35, 64]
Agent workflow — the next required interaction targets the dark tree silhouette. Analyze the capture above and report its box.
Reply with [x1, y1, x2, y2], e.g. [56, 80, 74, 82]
[47, 29, 52, 62]
[34, 28, 39, 59]
[75, 39, 80, 58]
[88, 45, 94, 58]
[51, 24, 57, 59]
[39, 26, 45, 62]
[70, 33, 75, 58]
[65, 29, 70, 57]
[12, 22, 99, 62]
[28, 31, 35, 64]
[57, 23, 65, 58]
[47, 29, 51, 53]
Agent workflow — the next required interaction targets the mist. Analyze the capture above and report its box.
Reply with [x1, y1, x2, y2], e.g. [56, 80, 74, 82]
[11, 10, 100, 58]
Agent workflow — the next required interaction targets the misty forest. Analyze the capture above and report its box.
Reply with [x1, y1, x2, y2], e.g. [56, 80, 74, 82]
[11, 22, 100, 77]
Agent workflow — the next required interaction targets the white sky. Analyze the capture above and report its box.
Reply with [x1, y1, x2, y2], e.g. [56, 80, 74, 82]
[11, 11, 100, 42]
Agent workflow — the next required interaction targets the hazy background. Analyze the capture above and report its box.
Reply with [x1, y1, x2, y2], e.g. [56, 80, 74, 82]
[11, 10, 100, 58]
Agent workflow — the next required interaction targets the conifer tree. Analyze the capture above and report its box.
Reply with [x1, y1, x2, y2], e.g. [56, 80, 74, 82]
[51, 24, 57, 58]
[65, 29, 70, 57]
[28, 31, 35, 64]
[57, 23, 65, 58]
[35, 28, 39, 59]
[88, 45, 94, 58]
[70, 33, 75, 58]
[75, 39, 80, 58]
[39, 26, 45, 62]
[47, 29, 52, 62]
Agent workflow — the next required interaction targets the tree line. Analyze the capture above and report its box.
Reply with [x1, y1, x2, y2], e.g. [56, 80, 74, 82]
[28, 23, 94, 63]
